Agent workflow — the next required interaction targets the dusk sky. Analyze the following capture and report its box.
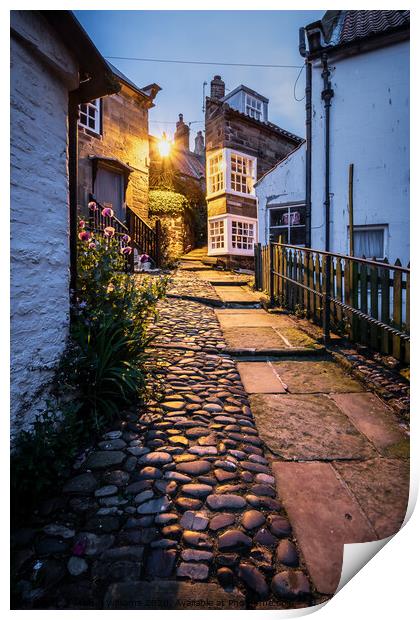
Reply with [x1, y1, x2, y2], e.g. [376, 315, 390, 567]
[75, 10, 324, 142]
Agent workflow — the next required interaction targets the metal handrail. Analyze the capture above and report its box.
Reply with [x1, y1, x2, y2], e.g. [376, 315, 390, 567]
[273, 243, 410, 273]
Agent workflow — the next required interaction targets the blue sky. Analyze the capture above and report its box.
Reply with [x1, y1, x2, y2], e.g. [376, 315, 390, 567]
[75, 10, 324, 141]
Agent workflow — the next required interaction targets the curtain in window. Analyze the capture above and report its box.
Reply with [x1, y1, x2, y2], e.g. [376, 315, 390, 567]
[95, 168, 124, 220]
[354, 229, 384, 258]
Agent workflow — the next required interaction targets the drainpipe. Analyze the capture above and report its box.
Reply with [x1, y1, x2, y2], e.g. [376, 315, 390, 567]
[299, 28, 312, 248]
[321, 52, 334, 343]
[321, 53, 334, 252]
[68, 92, 79, 303]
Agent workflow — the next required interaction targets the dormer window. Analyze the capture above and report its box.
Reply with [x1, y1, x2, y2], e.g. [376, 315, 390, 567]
[245, 94, 262, 121]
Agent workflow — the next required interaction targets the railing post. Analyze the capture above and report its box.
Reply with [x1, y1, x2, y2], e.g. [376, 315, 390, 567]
[155, 219, 161, 267]
[322, 253, 331, 344]
[254, 243, 262, 291]
[269, 241, 275, 307]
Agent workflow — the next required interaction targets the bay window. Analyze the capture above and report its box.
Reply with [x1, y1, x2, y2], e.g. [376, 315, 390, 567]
[206, 148, 257, 198]
[208, 215, 257, 256]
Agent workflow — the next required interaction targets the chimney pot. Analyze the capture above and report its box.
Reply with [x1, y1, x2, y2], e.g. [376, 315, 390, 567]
[174, 113, 190, 151]
[210, 75, 225, 100]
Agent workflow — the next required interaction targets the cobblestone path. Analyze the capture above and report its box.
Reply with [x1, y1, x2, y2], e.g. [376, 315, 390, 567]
[12, 267, 322, 610]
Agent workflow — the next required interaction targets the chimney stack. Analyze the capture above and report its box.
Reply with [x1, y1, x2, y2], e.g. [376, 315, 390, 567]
[174, 113, 190, 150]
[194, 130, 205, 157]
[210, 75, 225, 100]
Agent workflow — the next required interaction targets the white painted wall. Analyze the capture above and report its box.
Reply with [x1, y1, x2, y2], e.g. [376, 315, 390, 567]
[256, 145, 306, 245]
[311, 41, 409, 265]
[10, 12, 78, 440]
[256, 40, 409, 266]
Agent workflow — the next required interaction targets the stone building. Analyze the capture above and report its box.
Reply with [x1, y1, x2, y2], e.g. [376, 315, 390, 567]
[78, 63, 160, 222]
[149, 114, 206, 260]
[205, 75, 303, 268]
[10, 11, 118, 439]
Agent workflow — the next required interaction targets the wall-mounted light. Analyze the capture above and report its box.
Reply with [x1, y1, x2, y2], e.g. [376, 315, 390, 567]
[158, 132, 172, 157]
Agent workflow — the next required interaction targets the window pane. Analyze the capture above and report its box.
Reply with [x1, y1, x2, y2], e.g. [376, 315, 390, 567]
[354, 229, 384, 258]
[290, 226, 306, 245]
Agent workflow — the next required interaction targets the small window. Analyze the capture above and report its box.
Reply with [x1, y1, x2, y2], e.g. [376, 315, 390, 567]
[231, 219, 255, 251]
[79, 99, 101, 134]
[230, 153, 255, 195]
[353, 225, 386, 260]
[245, 94, 262, 121]
[209, 219, 226, 250]
[269, 205, 306, 245]
[207, 151, 225, 196]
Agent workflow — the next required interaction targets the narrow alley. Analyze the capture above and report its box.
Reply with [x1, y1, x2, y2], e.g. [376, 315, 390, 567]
[12, 258, 409, 609]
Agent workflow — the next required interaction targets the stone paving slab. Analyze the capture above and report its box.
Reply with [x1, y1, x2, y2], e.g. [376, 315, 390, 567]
[333, 458, 409, 539]
[237, 362, 287, 394]
[331, 393, 409, 458]
[216, 309, 294, 328]
[104, 581, 246, 609]
[216, 311, 320, 350]
[271, 461, 377, 595]
[223, 327, 293, 351]
[249, 394, 377, 461]
[272, 360, 364, 394]
[213, 285, 259, 304]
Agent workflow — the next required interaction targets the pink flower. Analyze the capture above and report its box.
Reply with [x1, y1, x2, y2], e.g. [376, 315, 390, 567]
[122, 234, 131, 243]
[88, 242, 96, 249]
[78, 231, 91, 241]
[79, 220, 86, 229]
[88, 201, 98, 211]
[121, 246, 133, 255]
[104, 226, 115, 238]
[102, 207, 114, 218]
[140, 253, 151, 263]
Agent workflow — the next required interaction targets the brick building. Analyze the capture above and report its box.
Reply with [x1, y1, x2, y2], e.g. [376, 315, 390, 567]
[205, 75, 303, 267]
[78, 63, 160, 223]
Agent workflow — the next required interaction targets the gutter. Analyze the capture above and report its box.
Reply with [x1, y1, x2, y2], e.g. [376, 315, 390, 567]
[299, 28, 312, 247]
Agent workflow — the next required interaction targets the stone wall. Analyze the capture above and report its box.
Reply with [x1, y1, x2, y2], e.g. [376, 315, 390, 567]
[205, 98, 302, 179]
[151, 213, 195, 263]
[78, 84, 150, 221]
[10, 11, 79, 439]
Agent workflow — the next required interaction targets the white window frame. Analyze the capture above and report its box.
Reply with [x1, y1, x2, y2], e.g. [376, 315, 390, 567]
[206, 149, 226, 198]
[208, 214, 257, 256]
[245, 94, 263, 121]
[208, 217, 228, 254]
[206, 148, 257, 199]
[79, 98, 101, 134]
[351, 224, 388, 260]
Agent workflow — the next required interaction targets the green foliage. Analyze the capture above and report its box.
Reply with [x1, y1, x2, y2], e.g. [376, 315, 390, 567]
[11, 401, 83, 512]
[11, 230, 167, 514]
[149, 189, 191, 217]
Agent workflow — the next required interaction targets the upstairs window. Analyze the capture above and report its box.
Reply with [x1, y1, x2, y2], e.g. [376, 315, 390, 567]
[230, 152, 255, 195]
[79, 99, 101, 134]
[208, 151, 225, 196]
[245, 94, 262, 121]
[207, 148, 257, 198]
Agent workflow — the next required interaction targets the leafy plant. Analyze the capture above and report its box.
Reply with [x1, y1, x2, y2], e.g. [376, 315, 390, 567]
[11, 210, 168, 514]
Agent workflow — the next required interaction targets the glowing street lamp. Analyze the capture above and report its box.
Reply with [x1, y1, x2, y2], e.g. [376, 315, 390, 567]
[158, 132, 172, 157]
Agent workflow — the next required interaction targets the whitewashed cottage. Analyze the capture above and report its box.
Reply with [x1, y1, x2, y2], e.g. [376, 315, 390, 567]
[256, 10, 410, 265]
[10, 11, 118, 439]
